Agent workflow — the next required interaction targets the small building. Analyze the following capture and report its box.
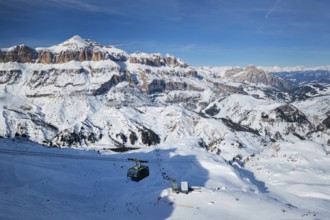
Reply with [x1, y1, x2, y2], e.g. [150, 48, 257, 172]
[181, 181, 189, 194]
[172, 181, 179, 193]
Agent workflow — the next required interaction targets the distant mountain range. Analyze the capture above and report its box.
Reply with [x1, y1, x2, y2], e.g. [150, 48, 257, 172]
[0, 35, 329, 151]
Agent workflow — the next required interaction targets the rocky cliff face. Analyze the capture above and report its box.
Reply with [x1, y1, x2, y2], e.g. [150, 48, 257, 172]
[0, 45, 38, 63]
[0, 46, 128, 64]
[0, 36, 189, 70]
[129, 52, 188, 68]
[0, 36, 128, 64]
[231, 66, 293, 90]
[146, 79, 204, 95]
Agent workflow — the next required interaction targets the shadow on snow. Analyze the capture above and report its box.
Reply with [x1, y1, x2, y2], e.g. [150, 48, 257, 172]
[0, 139, 209, 220]
[233, 165, 269, 194]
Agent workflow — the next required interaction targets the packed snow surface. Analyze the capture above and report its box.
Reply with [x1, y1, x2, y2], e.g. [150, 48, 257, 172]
[0, 138, 329, 220]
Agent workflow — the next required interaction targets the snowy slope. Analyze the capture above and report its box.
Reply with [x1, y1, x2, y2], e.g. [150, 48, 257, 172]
[1, 138, 329, 220]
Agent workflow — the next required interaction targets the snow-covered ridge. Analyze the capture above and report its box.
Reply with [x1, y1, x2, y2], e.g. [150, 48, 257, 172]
[36, 35, 128, 58]
[259, 65, 330, 72]
[1, 35, 329, 72]
[38, 35, 93, 52]
[0, 35, 187, 67]
[129, 52, 188, 68]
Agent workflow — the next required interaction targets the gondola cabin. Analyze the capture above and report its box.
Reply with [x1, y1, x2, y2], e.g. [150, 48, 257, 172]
[127, 158, 149, 182]
[127, 165, 149, 182]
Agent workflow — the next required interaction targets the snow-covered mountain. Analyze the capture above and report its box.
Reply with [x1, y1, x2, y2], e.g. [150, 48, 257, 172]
[0, 35, 329, 149]
[260, 65, 330, 85]
[0, 36, 330, 219]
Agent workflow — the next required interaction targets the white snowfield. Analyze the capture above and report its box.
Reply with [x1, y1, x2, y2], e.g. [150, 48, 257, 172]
[0, 138, 329, 220]
[0, 36, 330, 219]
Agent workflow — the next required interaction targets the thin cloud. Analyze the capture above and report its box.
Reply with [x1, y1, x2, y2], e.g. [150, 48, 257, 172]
[46, 0, 123, 15]
[258, 0, 281, 31]
[265, 0, 281, 20]
[0, 0, 123, 15]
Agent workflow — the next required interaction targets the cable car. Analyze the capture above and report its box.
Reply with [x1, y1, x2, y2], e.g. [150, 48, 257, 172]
[127, 158, 149, 182]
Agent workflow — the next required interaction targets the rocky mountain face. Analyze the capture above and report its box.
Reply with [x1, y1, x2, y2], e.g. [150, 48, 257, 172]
[229, 66, 293, 91]
[129, 52, 188, 68]
[0, 36, 329, 154]
[0, 36, 129, 64]
[0, 36, 190, 67]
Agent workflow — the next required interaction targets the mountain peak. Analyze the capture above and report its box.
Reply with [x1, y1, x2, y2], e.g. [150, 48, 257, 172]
[65, 35, 86, 45]
[51, 35, 90, 51]
[41, 35, 105, 54]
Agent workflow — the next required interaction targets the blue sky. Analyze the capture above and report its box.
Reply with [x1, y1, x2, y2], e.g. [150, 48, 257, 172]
[0, 0, 329, 67]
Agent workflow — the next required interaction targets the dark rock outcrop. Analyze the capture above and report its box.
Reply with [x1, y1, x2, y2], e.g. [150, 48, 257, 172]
[289, 84, 325, 101]
[220, 118, 259, 135]
[165, 81, 189, 91]
[158, 69, 197, 78]
[146, 79, 203, 94]
[274, 105, 311, 126]
[129, 131, 138, 145]
[147, 79, 166, 94]
[51, 128, 97, 147]
[139, 127, 160, 146]
[0, 49, 3, 62]
[205, 104, 220, 116]
[93, 74, 123, 95]
[322, 116, 330, 129]
[0, 70, 22, 84]
[116, 132, 127, 144]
